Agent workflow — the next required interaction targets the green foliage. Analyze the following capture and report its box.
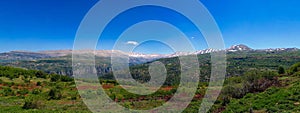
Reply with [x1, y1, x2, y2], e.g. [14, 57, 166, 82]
[0, 52, 299, 112]
[50, 74, 60, 82]
[60, 75, 73, 82]
[278, 66, 286, 74]
[35, 71, 47, 79]
[222, 70, 278, 99]
[289, 62, 300, 75]
[36, 81, 42, 86]
[22, 95, 44, 109]
[17, 89, 29, 95]
[31, 89, 41, 95]
[224, 78, 300, 112]
[0, 66, 49, 79]
[0, 66, 91, 112]
[48, 87, 62, 100]
[1, 86, 14, 96]
[49, 74, 74, 82]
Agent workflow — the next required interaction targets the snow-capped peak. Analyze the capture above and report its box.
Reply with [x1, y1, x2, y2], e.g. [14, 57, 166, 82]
[227, 44, 252, 52]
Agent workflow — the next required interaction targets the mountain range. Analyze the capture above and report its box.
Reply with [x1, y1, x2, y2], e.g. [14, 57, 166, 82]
[0, 44, 298, 62]
[0, 44, 299, 77]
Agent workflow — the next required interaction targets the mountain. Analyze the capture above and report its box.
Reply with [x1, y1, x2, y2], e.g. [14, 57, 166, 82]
[227, 44, 252, 52]
[259, 47, 299, 52]
[0, 44, 298, 62]
[161, 44, 299, 58]
[40, 50, 167, 59]
[0, 44, 299, 77]
[0, 51, 52, 62]
[0, 50, 166, 63]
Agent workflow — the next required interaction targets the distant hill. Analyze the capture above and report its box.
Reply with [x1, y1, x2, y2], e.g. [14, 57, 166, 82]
[0, 51, 52, 62]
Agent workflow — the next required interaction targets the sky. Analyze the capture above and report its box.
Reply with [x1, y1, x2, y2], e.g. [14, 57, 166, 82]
[0, 0, 299, 54]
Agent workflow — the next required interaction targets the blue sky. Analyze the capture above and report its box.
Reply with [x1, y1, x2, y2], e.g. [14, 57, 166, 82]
[0, 0, 299, 54]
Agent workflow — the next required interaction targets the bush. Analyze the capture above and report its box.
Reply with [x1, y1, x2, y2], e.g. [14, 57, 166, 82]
[31, 89, 41, 95]
[278, 66, 285, 74]
[289, 62, 300, 75]
[50, 74, 60, 82]
[36, 81, 42, 86]
[6, 82, 14, 87]
[222, 84, 246, 98]
[2, 86, 14, 96]
[294, 72, 300, 77]
[17, 89, 29, 95]
[262, 71, 277, 80]
[60, 76, 73, 82]
[48, 88, 62, 100]
[22, 95, 44, 109]
[35, 71, 47, 79]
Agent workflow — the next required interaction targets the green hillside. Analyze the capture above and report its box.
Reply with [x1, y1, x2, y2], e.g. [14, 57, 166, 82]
[0, 61, 300, 112]
[0, 50, 299, 112]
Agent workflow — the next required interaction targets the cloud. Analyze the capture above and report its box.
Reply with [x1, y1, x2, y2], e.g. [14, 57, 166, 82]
[191, 37, 195, 39]
[126, 41, 139, 46]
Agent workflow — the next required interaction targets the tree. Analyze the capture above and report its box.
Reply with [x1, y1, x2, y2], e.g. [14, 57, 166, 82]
[60, 75, 73, 82]
[50, 74, 60, 82]
[35, 71, 46, 78]
[278, 66, 285, 74]
[48, 88, 62, 100]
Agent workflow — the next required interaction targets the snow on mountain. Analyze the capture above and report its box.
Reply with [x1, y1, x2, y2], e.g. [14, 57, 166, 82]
[195, 48, 221, 54]
[261, 48, 299, 52]
[226, 44, 252, 52]
[40, 50, 166, 59]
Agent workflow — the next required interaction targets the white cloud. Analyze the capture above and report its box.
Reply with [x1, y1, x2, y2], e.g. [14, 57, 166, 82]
[191, 37, 195, 39]
[126, 41, 139, 46]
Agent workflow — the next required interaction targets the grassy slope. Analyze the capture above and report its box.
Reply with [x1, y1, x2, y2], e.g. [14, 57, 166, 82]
[0, 68, 299, 113]
[223, 76, 300, 113]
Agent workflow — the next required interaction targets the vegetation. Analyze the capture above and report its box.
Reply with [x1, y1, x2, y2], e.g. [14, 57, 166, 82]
[0, 50, 299, 112]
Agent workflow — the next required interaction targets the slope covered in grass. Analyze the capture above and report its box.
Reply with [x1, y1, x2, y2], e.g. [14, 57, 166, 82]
[223, 76, 300, 113]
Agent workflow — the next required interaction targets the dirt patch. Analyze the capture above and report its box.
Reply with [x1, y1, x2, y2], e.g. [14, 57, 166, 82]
[77, 85, 99, 90]
[161, 86, 174, 91]
[102, 84, 114, 89]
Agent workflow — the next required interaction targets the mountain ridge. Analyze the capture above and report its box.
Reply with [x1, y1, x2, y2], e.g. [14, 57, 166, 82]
[0, 44, 298, 61]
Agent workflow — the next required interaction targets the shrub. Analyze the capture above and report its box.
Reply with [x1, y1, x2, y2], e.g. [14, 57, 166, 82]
[289, 62, 300, 75]
[6, 82, 14, 87]
[22, 95, 44, 109]
[2, 86, 14, 96]
[294, 72, 300, 77]
[71, 95, 77, 100]
[262, 71, 277, 80]
[17, 89, 29, 95]
[48, 88, 62, 100]
[60, 75, 73, 82]
[31, 89, 41, 95]
[222, 84, 246, 99]
[36, 81, 42, 86]
[278, 66, 285, 74]
[35, 71, 47, 79]
[50, 74, 60, 82]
